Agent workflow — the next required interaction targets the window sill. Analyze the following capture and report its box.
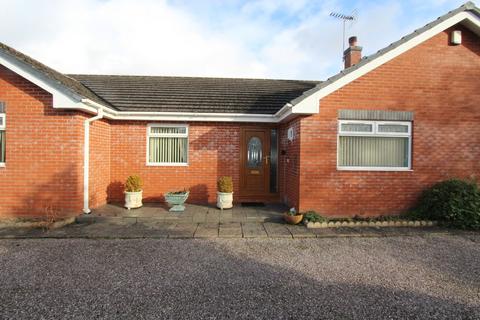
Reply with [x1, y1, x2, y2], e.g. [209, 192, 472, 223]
[337, 167, 413, 172]
[146, 163, 189, 167]
[0, 163, 5, 168]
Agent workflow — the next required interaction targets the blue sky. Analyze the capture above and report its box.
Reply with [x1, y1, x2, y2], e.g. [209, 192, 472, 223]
[0, 0, 470, 80]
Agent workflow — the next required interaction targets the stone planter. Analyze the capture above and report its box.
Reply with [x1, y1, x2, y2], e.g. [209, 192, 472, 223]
[284, 213, 304, 225]
[217, 192, 233, 209]
[125, 190, 143, 210]
[165, 191, 190, 212]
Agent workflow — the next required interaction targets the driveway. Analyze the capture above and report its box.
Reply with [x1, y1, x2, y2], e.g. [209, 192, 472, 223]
[0, 235, 479, 319]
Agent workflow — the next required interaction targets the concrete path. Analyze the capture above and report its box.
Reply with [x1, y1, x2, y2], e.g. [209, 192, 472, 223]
[0, 219, 476, 240]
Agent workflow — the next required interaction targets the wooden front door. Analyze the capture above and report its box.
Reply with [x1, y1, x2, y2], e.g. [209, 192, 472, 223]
[240, 128, 270, 199]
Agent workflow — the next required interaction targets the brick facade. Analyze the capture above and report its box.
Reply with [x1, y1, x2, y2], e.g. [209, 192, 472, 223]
[108, 121, 242, 204]
[297, 25, 480, 216]
[0, 65, 84, 218]
[1, 24, 479, 219]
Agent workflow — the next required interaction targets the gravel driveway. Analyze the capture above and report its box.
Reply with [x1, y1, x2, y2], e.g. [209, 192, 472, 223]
[0, 235, 479, 319]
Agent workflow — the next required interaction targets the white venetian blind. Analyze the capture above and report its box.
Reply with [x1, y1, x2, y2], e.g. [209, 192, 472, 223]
[339, 136, 409, 167]
[0, 114, 5, 163]
[148, 125, 188, 164]
[338, 120, 411, 169]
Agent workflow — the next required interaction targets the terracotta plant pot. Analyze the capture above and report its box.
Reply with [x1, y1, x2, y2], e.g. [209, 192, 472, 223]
[284, 213, 304, 225]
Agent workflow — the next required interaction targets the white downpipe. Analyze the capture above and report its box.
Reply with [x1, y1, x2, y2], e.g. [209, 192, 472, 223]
[83, 109, 104, 214]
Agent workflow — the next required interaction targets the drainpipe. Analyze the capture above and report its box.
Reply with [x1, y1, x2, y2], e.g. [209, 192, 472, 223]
[83, 108, 104, 214]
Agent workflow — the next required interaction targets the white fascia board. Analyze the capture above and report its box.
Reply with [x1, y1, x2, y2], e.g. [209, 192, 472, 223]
[0, 51, 83, 108]
[112, 112, 276, 123]
[290, 11, 480, 114]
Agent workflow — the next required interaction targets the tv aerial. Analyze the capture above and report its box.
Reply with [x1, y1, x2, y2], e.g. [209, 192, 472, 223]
[330, 9, 358, 61]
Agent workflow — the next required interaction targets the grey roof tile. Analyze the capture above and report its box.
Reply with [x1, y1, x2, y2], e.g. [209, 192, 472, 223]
[68, 74, 319, 114]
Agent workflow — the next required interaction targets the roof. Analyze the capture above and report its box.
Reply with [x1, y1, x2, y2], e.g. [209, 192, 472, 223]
[68, 74, 319, 114]
[290, 1, 480, 106]
[0, 2, 478, 118]
[0, 42, 113, 109]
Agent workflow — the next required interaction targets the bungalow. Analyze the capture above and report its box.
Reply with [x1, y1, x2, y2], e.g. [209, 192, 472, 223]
[0, 2, 479, 219]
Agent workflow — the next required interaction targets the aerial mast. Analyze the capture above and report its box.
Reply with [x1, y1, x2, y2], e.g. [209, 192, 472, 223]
[330, 10, 357, 61]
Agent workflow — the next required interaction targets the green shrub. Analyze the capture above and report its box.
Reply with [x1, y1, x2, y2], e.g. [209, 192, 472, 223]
[413, 178, 480, 230]
[125, 175, 143, 192]
[303, 211, 327, 223]
[217, 176, 233, 193]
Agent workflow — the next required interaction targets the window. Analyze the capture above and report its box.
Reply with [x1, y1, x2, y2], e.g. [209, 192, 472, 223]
[147, 124, 188, 166]
[0, 113, 5, 165]
[338, 120, 411, 171]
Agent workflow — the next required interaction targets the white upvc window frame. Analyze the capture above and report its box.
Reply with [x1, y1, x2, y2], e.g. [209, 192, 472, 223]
[0, 113, 5, 167]
[337, 120, 412, 171]
[146, 123, 189, 166]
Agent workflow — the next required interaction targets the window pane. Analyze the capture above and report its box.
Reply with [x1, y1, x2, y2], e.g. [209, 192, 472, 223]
[378, 124, 409, 133]
[151, 126, 186, 134]
[341, 123, 373, 132]
[270, 129, 278, 193]
[0, 131, 5, 163]
[247, 136, 262, 168]
[149, 137, 188, 163]
[339, 136, 408, 167]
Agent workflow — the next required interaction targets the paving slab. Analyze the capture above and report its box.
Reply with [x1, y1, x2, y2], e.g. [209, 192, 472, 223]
[219, 212, 234, 223]
[192, 213, 207, 223]
[263, 222, 292, 238]
[354, 227, 386, 237]
[309, 227, 339, 238]
[218, 223, 243, 238]
[285, 224, 316, 238]
[242, 222, 268, 238]
[194, 224, 219, 238]
[329, 227, 363, 237]
[205, 212, 220, 224]
[137, 222, 174, 238]
[168, 223, 198, 238]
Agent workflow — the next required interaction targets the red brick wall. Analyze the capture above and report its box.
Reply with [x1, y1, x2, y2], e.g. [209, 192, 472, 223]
[88, 118, 111, 208]
[0, 65, 84, 218]
[109, 121, 243, 204]
[279, 118, 301, 209]
[298, 25, 480, 216]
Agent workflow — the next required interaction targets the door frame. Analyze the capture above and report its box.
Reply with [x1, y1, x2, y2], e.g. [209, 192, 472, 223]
[239, 126, 280, 203]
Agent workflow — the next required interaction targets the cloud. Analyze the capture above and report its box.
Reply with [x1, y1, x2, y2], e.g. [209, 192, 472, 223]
[0, 0, 468, 80]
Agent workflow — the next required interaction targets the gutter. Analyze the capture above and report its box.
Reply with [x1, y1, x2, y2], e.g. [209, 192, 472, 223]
[83, 108, 104, 214]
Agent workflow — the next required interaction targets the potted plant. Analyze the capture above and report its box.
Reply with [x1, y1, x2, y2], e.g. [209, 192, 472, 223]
[165, 188, 190, 212]
[124, 175, 143, 210]
[284, 207, 304, 225]
[217, 176, 233, 209]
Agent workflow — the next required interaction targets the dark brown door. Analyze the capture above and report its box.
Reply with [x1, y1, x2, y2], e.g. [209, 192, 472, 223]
[240, 128, 270, 198]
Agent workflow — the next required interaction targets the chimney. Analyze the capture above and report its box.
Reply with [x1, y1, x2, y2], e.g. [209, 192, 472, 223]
[343, 36, 362, 69]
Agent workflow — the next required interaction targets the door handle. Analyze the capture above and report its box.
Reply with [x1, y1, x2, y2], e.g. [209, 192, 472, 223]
[265, 156, 270, 165]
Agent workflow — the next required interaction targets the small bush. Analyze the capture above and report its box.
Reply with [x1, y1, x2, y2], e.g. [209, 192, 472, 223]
[303, 211, 327, 223]
[413, 178, 480, 230]
[168, 188, 189, 195]
[217, 176, 233, 193]
[125, 175, 143, 192]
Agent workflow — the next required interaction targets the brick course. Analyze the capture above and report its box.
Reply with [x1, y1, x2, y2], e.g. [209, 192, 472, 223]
[0, 65, 84, 218]
[298, 25, 480, 216]
[1, 24, 479, 218]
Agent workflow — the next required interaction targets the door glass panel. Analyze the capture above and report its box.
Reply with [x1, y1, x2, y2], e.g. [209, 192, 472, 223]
[270, 129, 278, 193]
[247, 136, 262, 168]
